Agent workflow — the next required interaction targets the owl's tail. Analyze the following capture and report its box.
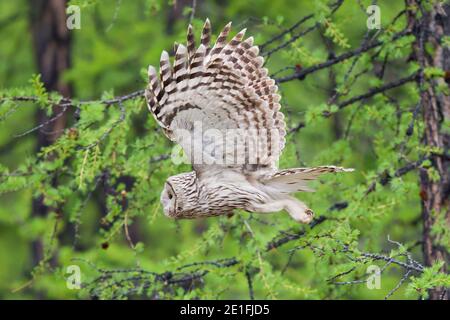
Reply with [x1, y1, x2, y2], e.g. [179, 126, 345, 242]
[263, 166, 354, 193]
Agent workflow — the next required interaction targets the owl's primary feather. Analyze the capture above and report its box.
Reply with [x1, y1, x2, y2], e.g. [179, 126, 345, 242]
[146, 18, 285, 169]
[146, 19, 353, 223]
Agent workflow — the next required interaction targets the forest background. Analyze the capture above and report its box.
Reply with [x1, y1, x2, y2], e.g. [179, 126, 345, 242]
[0, 0, 448, 300]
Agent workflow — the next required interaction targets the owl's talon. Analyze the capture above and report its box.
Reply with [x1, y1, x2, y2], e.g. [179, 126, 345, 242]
[294, 208, 314, 224]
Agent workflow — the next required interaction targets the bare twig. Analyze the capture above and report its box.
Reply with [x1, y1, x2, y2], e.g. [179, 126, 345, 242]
[259, 14, 314, 51]
[334, 73, 418, 111]
[262, 0, 344, 59]
[385, 270, 412, 299]
[275, 30, 411, 83]
[245, 268, 255, 300]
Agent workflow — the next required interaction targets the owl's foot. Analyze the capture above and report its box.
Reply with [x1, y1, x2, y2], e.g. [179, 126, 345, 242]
[304, 208, 315, 223]
[290, 208, 314, 224]
[282, 198, 314, 224]
[250, 197, 314, 224]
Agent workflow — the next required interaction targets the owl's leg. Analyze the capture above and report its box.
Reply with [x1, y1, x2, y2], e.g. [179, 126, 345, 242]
[252, 197, 314, 224]
[282, 198, 314, 224]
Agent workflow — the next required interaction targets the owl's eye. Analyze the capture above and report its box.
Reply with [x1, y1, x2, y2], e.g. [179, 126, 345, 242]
[168, 192, 173, 200]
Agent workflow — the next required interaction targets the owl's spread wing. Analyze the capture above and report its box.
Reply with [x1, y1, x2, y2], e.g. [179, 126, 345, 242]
[145, 19, 286, 171]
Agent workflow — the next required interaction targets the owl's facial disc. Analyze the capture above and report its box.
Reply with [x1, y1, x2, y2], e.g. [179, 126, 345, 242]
[161, 182, 177, 217]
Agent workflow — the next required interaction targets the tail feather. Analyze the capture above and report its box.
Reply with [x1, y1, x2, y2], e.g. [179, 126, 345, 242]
[263, 166, 354, 193]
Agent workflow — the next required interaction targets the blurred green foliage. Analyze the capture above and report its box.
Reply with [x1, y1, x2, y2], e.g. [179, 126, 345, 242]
[0, 0, 448, 299]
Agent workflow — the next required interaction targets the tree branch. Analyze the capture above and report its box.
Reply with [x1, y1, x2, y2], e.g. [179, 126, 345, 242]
[275, 30, 411, 83]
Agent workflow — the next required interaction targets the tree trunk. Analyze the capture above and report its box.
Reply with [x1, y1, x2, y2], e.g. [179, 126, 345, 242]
[29, 0, 72, 266]
[406, 0, 450, 300]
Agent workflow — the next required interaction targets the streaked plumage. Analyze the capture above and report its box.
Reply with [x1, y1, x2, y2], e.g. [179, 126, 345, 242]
[146, 19, 353, 223]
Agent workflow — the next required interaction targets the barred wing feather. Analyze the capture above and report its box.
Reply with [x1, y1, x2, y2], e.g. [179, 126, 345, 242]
[145, 19, 286, 171]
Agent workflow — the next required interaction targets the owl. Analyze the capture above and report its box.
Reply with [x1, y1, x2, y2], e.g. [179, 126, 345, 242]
[145, 19, 353, 223]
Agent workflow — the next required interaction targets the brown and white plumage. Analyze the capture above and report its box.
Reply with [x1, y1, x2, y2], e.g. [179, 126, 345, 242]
[146, 19, 353, 223]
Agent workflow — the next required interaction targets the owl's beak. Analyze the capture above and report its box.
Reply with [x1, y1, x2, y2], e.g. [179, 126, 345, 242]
[166, 207, 174, 217]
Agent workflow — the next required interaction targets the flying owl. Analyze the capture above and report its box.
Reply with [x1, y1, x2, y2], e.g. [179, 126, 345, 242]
[145, 19, 353, 223]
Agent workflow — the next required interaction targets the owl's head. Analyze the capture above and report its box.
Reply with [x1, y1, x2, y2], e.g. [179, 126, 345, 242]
[160, 171, 198, 218]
